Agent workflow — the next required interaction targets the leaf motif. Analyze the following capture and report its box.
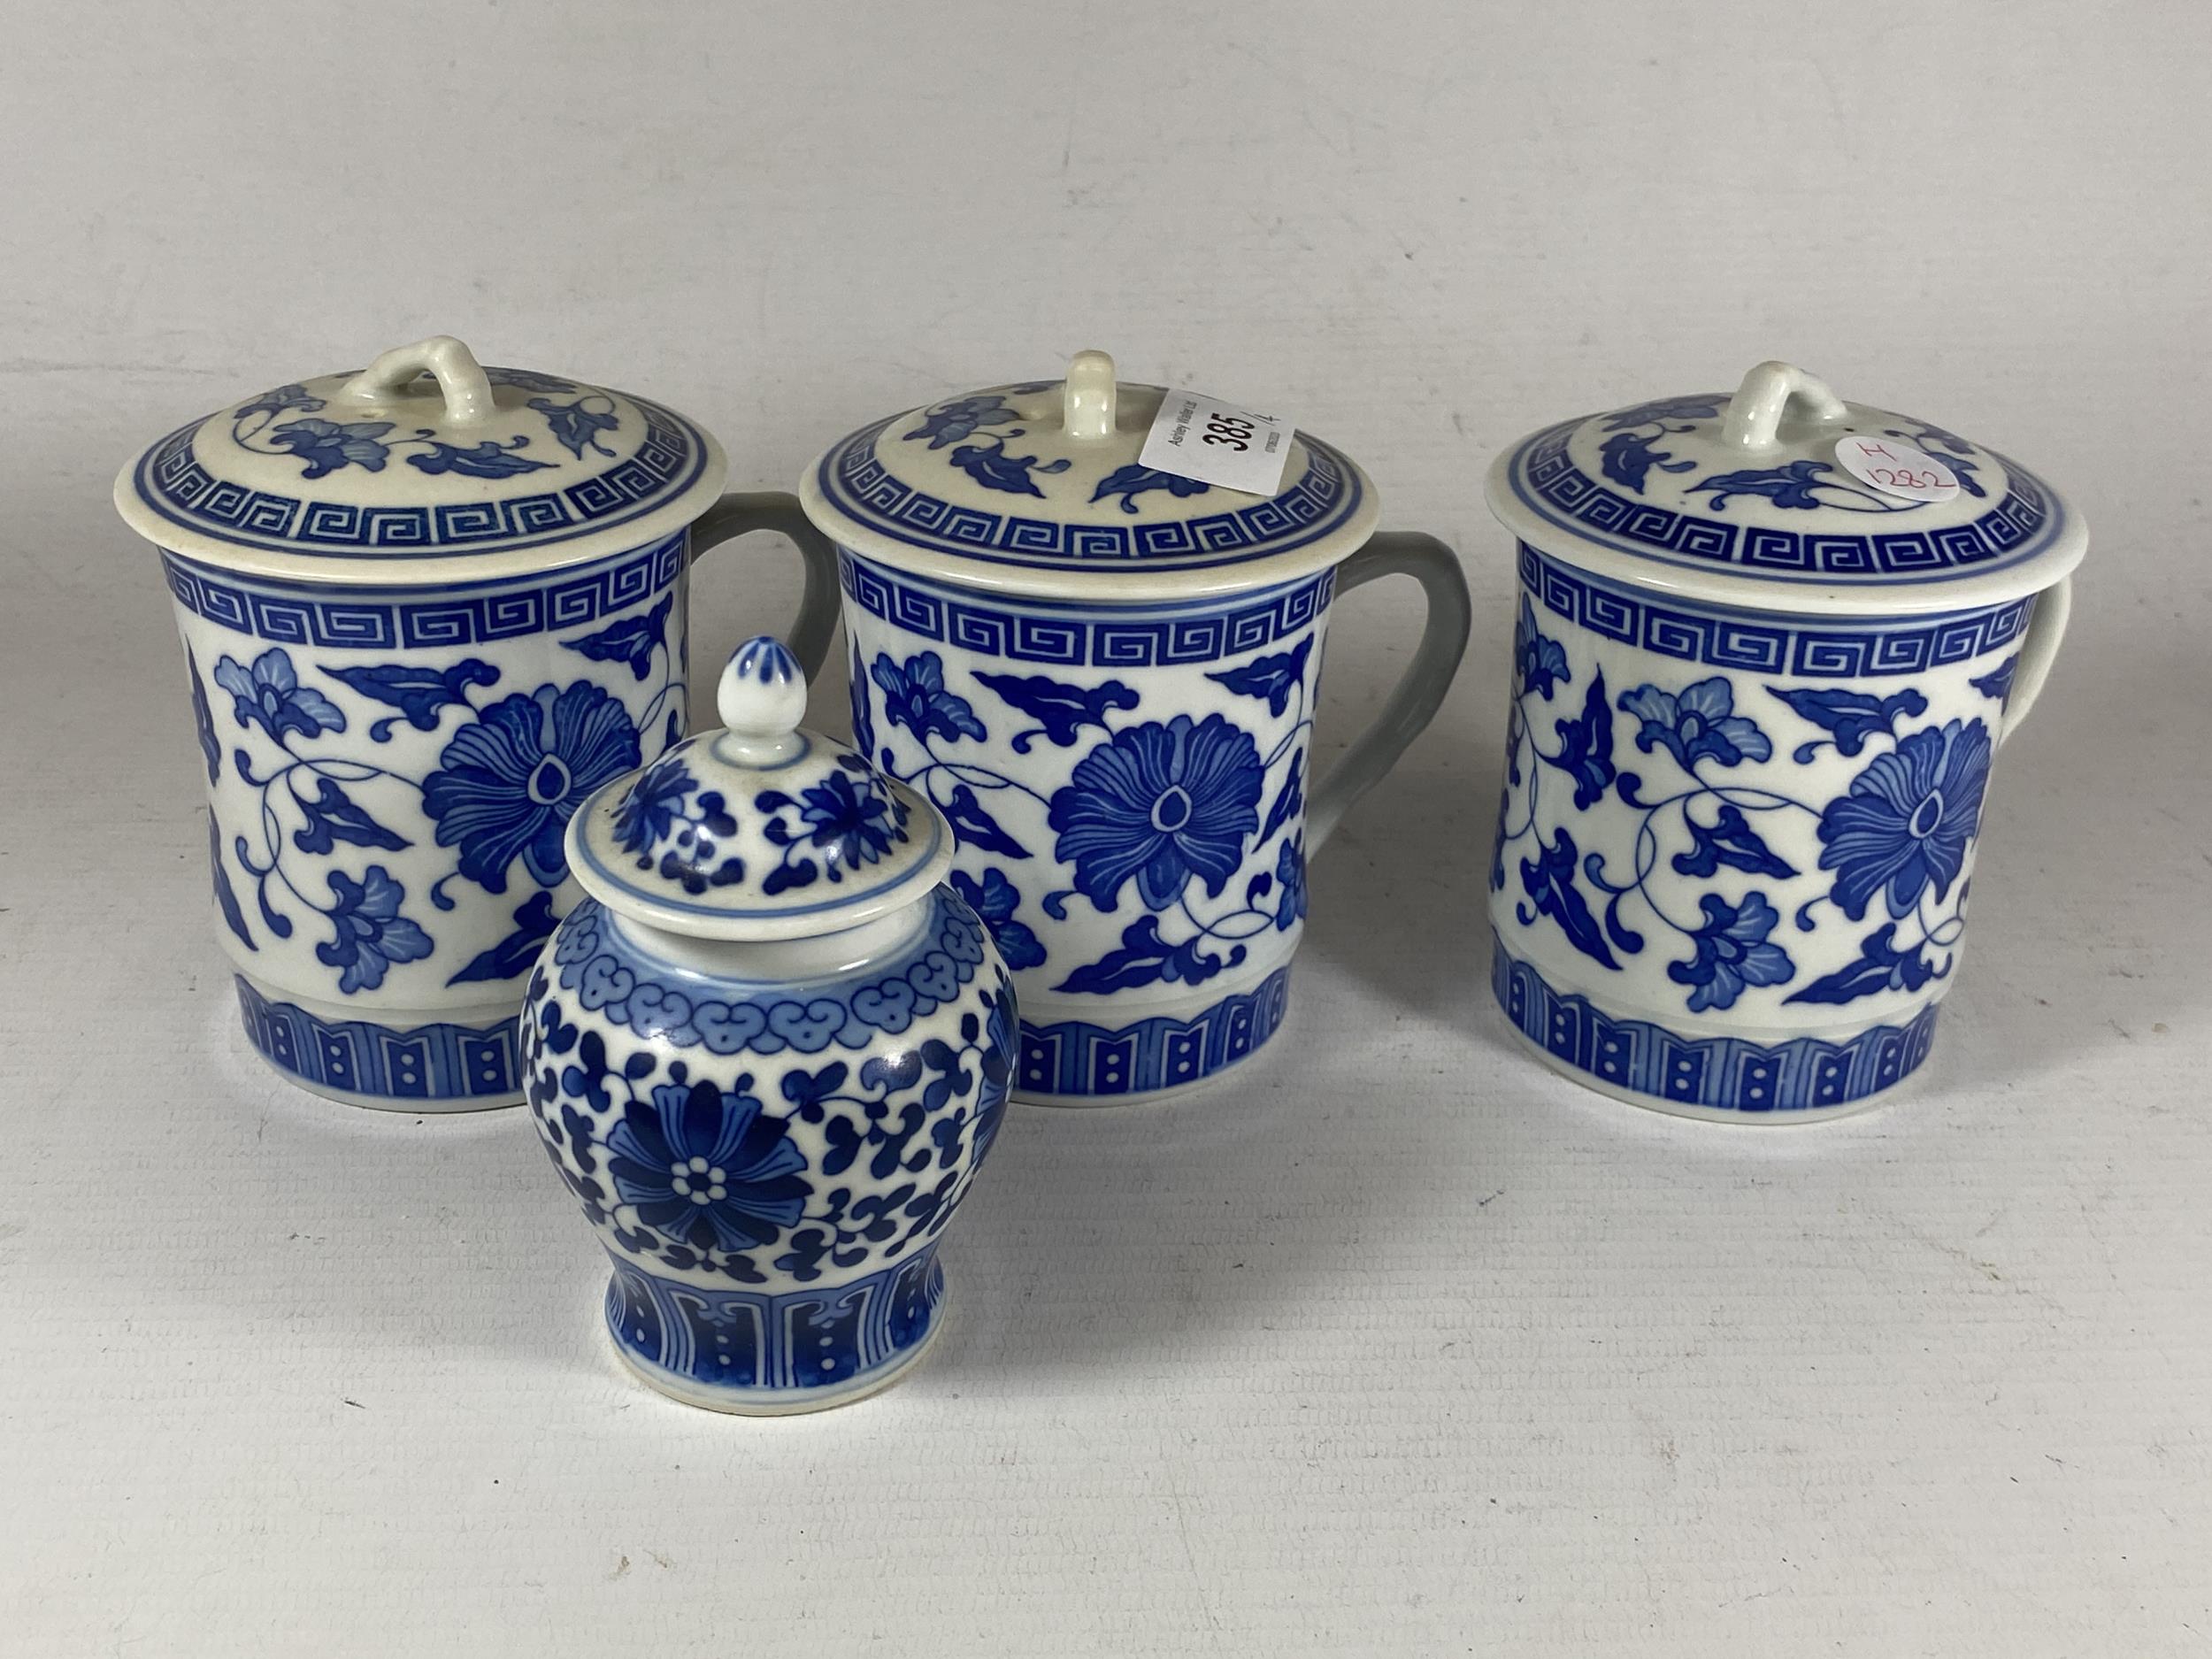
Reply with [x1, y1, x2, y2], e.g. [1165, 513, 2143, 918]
[1257, 749, 1305, 846]
[940, 785, 1030, 859]
[293, 777, 411, 856]
[210, 816, 255, 950]
[1052, 915, 1241, 995]
[1690, 458, 1836, 511]
[973, 671, 1139, 750]
[1541, 670, 1616, 809]
[405, 438, 553, 478]
[1205, 636, 1314, 718]
[949, 442, 1071, 496]
[1518, 827, 1617, 969]
[1671, 803, 1796, 879]
[561, 595, 674, 682]
[1767, 685, 1927, 759]
[1783, 922, 1945, 1007]
[1968, 655, 2019, 703]
[1597, 431, 1694, 494]
[527, 396, 620, 458]
[1089, 463, 1210, 514]
[444, 891, 559, 987]
[321, 658, 498, 739]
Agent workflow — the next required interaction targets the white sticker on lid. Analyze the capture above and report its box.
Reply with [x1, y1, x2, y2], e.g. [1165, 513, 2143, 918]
[1833, 434, 1961, 503]
[1138, 389, 1294, 497]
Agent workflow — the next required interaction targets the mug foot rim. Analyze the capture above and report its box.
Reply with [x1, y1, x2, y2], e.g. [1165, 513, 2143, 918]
[233, 976, 526, 1111]
[1013, 962, 1294, 1106]
[1492, 941, 1940, 1121]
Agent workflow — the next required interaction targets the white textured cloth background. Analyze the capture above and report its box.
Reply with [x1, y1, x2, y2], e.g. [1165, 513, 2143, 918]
[3, 3, 2207, 1652]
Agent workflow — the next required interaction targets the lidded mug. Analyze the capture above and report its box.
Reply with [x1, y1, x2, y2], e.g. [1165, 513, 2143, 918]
[114, 335, 838, 1110]
[798, 350, 1473, 1105]
[522, 637, 1016, 1413]
[1486, 361, 2085, 1120]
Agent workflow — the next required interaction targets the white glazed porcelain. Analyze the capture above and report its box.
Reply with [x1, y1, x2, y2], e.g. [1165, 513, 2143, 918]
[521, 639, 1014, 1413]
[1486, 362, 2085, 1121]
[799, 351, 1473, 1106]
[115, 336, 838, 1110]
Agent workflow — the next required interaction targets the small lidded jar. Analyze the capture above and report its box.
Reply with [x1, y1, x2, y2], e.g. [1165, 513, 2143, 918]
[1484, 362, 2086, 1121]
[521, 636, 1016, 1412]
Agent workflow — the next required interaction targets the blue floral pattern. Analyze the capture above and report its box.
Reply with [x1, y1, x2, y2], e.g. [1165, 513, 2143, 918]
[756, 754, 913, 896]
[316, 864, 434, 994]
[423, 681, 642, 894]
[190, 582, 680, 1002]
[858, 619, 1319, 1002]
[1492, 587, 2004, 1015]
[229, 373, 618, 480]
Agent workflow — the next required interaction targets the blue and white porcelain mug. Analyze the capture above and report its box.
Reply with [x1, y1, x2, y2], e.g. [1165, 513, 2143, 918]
[1485, 362, 2086, 1120]
[801, 351, 1472, 1105]
[116, 335, 839, 1110]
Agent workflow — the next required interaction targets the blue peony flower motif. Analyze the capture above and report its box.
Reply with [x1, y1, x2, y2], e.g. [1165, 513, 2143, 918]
[905, 396, 1019, 449]
[1515, 596, 1571, 700]
[1619, 678, 1771, 770]
[188, 649, 220, 783]
[315, 864, 433, 995]
[950, 867, 1046, 970]
[212, 648, 348, 741]
[606, 1077, 810, 1255]
[872, 651, 987, 745]
[423, 681, 641, 893]
[796, 768, 899, 872]
[1668, 891, 1794, 1013]
[611, 752, 698, 857]
[265, 417, 396, 479]
[1049, 713, 1264, 912]
[1273, 833, 1307, 931]
[1815, 718, 1993, 922]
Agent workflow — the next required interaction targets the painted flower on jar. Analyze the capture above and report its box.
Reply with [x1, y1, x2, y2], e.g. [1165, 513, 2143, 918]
[212, 648, 348, 742]
[1049, 712, 1264, 912]
[1816, 718, 1993, 921]
[315, 864, 434, 995]
[795, 765, 902, 873]
[264, 417, 396, 479]
[872, 651, 987, 745]
[1619, 677, 1772, 770]
[607, 1078, 811, 1256]
[423, 680, 642, 893]
[1668, 892, 1794, 1013]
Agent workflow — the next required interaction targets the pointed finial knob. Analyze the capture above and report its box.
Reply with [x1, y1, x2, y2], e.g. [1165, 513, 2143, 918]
[1063, 349, 1118, 441]
[718, 636, 807, 746]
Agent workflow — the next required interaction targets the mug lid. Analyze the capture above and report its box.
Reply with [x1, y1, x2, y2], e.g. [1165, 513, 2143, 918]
[566, 637, 950, 941]
[1486, 360, 2086, 615]
[799, 349, 1381, 601]
[113, 334, 727, 585]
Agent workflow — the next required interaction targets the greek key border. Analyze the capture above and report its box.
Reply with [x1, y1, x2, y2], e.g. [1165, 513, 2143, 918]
[841, 553, 1334, 668]
[163, 531, 685, 649]
[1521, 544, 2032, 679]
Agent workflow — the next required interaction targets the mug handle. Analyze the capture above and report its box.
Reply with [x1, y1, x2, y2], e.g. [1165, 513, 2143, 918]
[2000, 577, 2072, 743]
[687, 491, 841, 677]
[1306, 531, 1472, 850]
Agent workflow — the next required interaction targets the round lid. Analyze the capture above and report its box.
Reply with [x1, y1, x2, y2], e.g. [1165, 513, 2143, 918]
[114, 334, 726, 584]
[1486, 360, 2085, 615]
[800, 349, 1380, 600]
[566, 636, 949, 941]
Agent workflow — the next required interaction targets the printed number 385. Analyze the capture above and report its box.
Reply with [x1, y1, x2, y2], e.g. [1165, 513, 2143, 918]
[1202, 413, 1255, 450]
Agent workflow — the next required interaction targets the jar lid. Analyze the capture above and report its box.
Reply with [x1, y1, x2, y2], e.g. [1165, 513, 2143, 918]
[1486, 360, 2085, 614]
[799, 349, 1380, 601]
[565, 636, 949, 941]
[113, 334, 726, 585]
